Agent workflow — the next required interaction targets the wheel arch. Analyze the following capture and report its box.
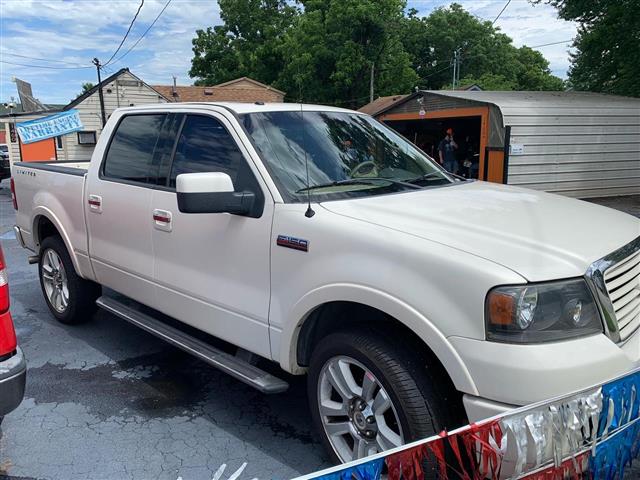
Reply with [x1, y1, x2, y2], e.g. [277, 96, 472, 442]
[32, 209, 82, 276]
[280, 284, 479, 396]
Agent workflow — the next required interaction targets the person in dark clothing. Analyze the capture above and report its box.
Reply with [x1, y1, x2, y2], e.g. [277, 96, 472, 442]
[438, 128, 458, 174]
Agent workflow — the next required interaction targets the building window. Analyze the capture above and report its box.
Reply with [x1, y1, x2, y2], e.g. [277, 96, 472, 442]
[56, 136, 63, 149]
[77, 131, 97, 145]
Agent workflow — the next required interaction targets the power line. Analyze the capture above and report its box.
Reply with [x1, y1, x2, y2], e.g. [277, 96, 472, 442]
[112, 0, 173, 65]
[529, 39, 574, 48]
[1, 52, 90, 67]
[492, 0, 512, 25]
[0, 59, 93, 70]
[421, 62, 453, 80]
[103, 0, 145, 67]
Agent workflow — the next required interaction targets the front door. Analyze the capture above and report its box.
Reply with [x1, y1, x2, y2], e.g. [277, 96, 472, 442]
[150, 112, 273, 358]
[85, 113, 167, 307]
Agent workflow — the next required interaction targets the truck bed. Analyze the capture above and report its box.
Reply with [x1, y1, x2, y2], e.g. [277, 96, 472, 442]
[12, 160, 91, 279]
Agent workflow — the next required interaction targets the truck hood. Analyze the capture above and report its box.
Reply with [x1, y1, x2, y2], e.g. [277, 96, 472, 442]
[321, 181, 640, 281]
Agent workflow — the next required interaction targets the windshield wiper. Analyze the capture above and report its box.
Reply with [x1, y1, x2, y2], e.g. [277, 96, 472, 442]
[405, 171, 466, 184]
[296, 177, 421, 194]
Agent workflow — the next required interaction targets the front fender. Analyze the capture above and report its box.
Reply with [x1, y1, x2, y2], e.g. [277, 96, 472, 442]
[279, 282, 479, 396]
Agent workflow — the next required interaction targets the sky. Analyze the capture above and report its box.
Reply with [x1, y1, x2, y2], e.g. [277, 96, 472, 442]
[0, 0, 577, 105]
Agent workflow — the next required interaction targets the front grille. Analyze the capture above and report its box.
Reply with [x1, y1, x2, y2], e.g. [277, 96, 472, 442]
[604, 248, 640, 341]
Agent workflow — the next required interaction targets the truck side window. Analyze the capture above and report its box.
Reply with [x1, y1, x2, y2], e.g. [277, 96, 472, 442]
[169, 115, 256, 191]
[103, 114, 166, 184]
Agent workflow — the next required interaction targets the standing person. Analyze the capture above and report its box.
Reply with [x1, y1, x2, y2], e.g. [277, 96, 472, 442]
[438, 128, 458, 174]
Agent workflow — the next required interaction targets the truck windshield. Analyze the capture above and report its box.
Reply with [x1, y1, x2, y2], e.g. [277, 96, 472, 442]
[241, 111, 453, 203]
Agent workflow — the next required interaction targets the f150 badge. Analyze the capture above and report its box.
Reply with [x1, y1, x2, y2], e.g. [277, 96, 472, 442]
[277, 235, 309, 252]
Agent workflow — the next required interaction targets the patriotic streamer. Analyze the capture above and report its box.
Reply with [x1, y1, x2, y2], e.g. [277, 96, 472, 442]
[300, 370, 640, 480]
[591, 422, 640, 480]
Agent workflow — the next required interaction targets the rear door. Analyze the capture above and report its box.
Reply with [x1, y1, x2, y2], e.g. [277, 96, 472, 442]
[85, 113, 168, 307]
[150, 111, 274, 358]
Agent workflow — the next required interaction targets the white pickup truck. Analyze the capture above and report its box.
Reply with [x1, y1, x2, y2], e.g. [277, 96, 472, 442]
[12, 102, 640, 465]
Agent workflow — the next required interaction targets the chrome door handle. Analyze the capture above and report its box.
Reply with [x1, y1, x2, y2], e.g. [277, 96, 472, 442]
[88, 195, 102, 213]
[152, 209, 172, 232]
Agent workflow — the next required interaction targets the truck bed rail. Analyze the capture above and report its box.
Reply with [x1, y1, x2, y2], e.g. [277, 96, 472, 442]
[13, 161, 89, 176]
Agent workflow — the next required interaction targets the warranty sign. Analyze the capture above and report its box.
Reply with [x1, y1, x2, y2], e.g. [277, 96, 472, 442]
[16, 110, 84, 144]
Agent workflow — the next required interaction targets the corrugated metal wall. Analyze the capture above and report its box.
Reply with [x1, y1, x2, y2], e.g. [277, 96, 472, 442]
[503, 103, 640, 198]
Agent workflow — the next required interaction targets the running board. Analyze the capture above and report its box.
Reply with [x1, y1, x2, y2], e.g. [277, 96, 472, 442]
[96, 296, 289, 394]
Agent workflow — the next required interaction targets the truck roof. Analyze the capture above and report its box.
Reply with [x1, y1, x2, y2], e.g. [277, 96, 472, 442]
[114, 102, 360, 116]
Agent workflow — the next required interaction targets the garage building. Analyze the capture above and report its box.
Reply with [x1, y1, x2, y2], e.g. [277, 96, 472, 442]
[367, 90, 640, 198]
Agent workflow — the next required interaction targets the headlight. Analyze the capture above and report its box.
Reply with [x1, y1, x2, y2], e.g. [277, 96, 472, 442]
[486, 278, 602, 343]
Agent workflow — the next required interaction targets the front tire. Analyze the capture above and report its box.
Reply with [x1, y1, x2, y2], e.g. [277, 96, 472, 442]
[308, 329, 462, 468]
[39, 235, 101, 324]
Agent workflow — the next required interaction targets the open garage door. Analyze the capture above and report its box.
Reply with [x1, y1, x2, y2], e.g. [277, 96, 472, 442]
[385, 115, 482, 179]
[379, 107, 507, 183]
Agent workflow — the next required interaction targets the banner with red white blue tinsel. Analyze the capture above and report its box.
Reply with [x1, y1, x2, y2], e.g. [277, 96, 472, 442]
[294, 369, 640, 480]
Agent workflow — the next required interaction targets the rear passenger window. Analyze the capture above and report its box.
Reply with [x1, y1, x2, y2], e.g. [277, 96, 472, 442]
[169, 115, 255, 190]
[103, 114, 165, 184]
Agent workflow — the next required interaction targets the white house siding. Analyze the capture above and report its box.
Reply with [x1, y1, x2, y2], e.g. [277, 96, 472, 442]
[65, 71, 167, 162]
[430, 91, 640, 198]
[1, 70, 167, 165]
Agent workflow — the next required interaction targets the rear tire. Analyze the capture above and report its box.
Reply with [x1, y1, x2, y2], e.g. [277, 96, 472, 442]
[308, 328, 463, 474]
[38, 235, 101, 325]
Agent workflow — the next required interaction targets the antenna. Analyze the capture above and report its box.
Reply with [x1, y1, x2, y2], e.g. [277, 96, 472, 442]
[300, 103, 315, 218]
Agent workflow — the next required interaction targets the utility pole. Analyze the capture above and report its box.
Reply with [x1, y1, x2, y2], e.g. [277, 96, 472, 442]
[451, 48, 462, 90]
[92, 58, 107, 127]
[452, 50, 457, 90]
[369, 62, 375, 104]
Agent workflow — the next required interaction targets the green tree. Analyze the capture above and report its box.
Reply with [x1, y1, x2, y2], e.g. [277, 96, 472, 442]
[540, 0, 640, 97]
[277, 0, 418, 107]
[80, 82, 94, 95]
[400, 3, 564, 91]
[189, 0, 299, 86]
[189, 1, 564, 105]
[454, 73, 516, 91]
[514, 46, 565, 91]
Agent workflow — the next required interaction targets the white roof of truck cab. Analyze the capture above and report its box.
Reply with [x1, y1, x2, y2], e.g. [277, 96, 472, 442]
[115, 102, 359, 116]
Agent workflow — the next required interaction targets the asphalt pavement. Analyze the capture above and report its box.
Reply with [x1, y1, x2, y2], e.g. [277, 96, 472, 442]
[0, 180, 329, 479]
[0, 178, 638, 480]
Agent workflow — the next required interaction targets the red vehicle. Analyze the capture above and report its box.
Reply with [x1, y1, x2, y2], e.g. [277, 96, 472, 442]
[0, 243, 26, 424]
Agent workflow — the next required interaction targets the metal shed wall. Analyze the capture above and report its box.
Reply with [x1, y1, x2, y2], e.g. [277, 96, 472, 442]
[424, 91, 640, 198]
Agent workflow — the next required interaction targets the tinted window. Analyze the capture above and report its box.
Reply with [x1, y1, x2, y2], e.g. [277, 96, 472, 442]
[103, 114, 165, 184]
[169, 115, 254, 190]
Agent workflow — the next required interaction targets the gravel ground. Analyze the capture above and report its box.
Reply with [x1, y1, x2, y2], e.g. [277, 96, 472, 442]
[0, 178, 638, 480]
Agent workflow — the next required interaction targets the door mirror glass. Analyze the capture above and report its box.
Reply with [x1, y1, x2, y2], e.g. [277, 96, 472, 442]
[176, 172, 256, 216]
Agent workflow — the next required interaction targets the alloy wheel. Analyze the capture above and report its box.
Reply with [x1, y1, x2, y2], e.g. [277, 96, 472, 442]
[317, 355, 405, 462]
[41, 248, 69, 313]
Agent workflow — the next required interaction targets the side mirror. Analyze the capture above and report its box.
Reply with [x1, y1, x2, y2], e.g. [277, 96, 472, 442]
[176, 172, 256, 215]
